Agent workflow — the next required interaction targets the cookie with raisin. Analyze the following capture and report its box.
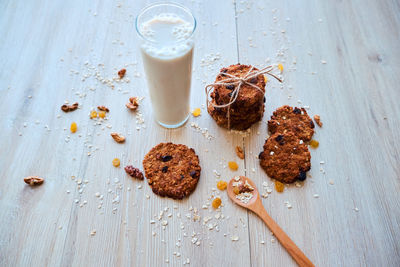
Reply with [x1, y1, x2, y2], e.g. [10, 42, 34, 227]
[259, 132, 311, 183]
[143, 143, 201, 199]
[268, 105, 315, 141]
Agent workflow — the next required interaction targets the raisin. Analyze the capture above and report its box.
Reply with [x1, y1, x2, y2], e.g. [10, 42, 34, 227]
[226, 85, 235, 90]
[162, 155, 172, 162]
[180, 174, 184, 180]
[298, 171, 307, 181]
[228, 161, 238, 171]
[228, 92, 232, 97]
[212, 197, 222, 209]
[249, 77, 258, 84]
[192, 108, 201, 117]
[162, 166, 168, 173]
[233, 187, 240, 195]
[112, 158, 120, 167]
[221, 68, 228, 73]
[275, 135, 284, 142]
[217, 180, 227, 191]
[275, 181, 284, 192]
[258, 152, 264, 159]
[263, 96, 266, 103]
[189, 170, 197, 178]
[278, 63, 284, 72]
[310, 120, 315, 128]
[90, 110, 98, 119]
[309, 140, 319, 148]
[293, 107, 301, 114]
[70, 122, 77, 133]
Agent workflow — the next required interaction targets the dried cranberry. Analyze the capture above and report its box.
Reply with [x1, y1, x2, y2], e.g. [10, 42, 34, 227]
[226, 85, 235, 90]
[275, 135, 284, 142]
[298, 171, 307, 181]
[189, 171, 198, 178]
[162, 166, 168, 173]
[162, 155, 172, 162]
[293, 107, 301, 114]
[124, 165, 144, 180]
[258, 152, 264, 159]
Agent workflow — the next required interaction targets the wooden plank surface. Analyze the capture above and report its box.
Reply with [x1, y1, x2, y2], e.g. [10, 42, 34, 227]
[0, 0, 399, 266]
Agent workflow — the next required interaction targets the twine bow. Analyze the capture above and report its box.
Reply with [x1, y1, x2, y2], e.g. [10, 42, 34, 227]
[205, 65, 282, 129]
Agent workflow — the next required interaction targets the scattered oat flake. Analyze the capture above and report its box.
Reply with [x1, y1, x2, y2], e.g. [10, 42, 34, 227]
[231, 235, 239, 241]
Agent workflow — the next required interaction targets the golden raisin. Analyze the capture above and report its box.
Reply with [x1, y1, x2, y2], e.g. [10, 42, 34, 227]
[278, 63, 284, 73]
[192, 108, 201, 117]
[70, 122, 77, 133]
[233, 187, 240, 195]
[112, 158, 120, 167]
[275, 181, 284, 193]
[90, 110, 98, 119]
[217, 180, 227, 191]
[264, 75, 268, 83]
[212, 197, 222, 209]
[98, 111, 106, 118]
[228, 161, 238, 171]
[309, 139, 319, 148]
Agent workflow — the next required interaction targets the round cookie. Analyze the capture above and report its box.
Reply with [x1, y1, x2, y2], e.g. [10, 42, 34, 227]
[143, 143, 201, 199]
[211, 64, 266, 108]
[259, 132, 311, 183]
[268, 105, 315, 141]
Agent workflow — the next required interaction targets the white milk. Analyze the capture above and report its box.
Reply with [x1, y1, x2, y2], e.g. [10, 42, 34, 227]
[139, 13, 194, 127]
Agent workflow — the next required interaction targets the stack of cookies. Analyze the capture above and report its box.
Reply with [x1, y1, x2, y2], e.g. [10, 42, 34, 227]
[259, 105, 315, 183]
[207, 64, 266, 130]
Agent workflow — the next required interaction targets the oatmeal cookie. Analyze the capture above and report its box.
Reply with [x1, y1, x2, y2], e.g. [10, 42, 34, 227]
[207, 63, 266, 130]
[143, 143, 201, 199]
[259, 132, 311, 183]
[268, 105, 315, 141]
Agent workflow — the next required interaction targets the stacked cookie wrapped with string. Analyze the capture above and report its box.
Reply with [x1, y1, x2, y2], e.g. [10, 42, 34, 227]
[206, 63, 282, 130]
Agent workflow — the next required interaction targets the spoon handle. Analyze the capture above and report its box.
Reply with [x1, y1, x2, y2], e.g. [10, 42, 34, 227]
[253, 204, 315, 267]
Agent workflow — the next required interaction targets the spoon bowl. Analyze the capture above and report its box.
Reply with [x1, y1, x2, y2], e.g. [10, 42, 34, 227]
[227, 176, 260, 208]
[227, 176, 314, 267]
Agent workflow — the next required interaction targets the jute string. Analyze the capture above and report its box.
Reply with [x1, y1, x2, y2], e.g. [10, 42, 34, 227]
[205, 65, 282, 129]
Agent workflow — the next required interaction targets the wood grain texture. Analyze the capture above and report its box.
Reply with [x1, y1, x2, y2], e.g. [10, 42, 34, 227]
[0, 0, 399, 267]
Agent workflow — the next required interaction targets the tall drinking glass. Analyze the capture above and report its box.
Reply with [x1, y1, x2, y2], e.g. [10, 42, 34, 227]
[136, 3, 196, 128]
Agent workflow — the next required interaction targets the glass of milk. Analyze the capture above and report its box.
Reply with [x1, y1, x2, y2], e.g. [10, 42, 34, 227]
[136, 3, 196, 128]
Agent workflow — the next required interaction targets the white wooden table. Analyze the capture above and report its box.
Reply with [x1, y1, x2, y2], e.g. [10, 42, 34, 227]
[1, 0, 399, 266]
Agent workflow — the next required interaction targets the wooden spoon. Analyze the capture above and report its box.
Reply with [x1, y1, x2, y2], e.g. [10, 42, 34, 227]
[227, 176, 314, 267]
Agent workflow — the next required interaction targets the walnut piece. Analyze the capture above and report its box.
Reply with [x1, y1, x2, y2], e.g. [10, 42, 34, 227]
[118, 68, 126, 79]
[97, 105, 109, 112]
[235, 146, 245, 159]
[24, 176, 44, 186]
[126, 97, 139, 111]
[61, 102, 78, 112]
[314, 115, 322, 127]
[111, 132, 125, 143]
